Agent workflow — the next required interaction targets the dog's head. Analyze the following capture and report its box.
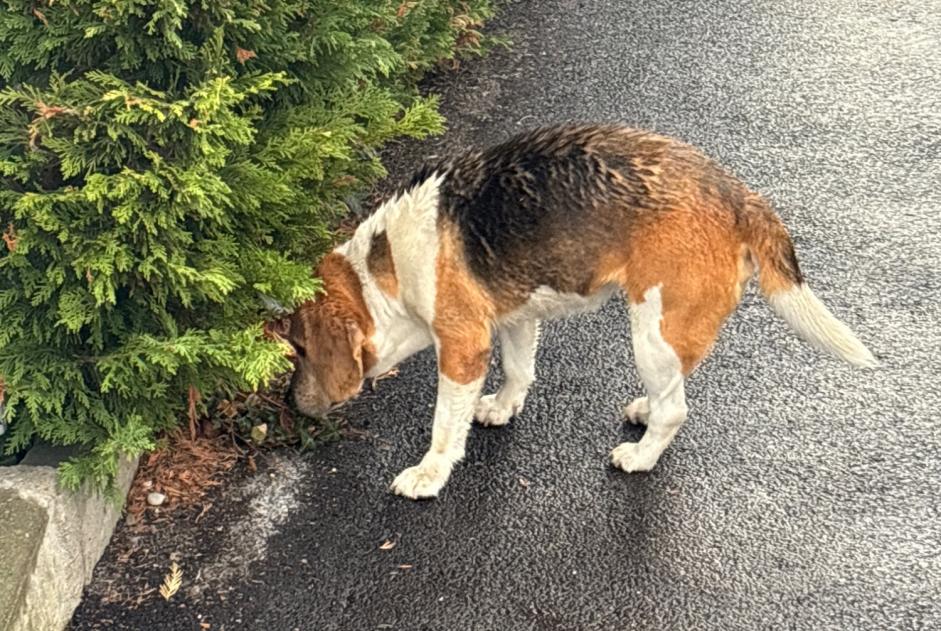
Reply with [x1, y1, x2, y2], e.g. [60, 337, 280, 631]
[267, 254, 374, 417]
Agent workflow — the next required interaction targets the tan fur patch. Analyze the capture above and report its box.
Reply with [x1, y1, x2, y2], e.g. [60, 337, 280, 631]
[626, 210, 742, 374]
[366, 231, 399, 298]
[310, 311, 366, 402]
[588, 190, 747, 375]
[432, 220, 495, 384]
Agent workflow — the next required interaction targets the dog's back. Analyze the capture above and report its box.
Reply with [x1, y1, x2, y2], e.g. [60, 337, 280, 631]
[419, 126, 742, 304]
[404, 123, 876, 370]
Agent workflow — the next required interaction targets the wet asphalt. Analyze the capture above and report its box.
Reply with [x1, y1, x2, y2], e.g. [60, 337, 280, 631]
[72, 0, 940, 629]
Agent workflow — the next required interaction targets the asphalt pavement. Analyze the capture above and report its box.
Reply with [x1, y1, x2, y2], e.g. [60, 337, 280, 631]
[72, 0, 941, 629]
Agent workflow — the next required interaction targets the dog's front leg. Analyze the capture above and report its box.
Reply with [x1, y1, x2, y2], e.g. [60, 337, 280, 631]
[475, 319, 540, 426]
[390, 337, 489, 499]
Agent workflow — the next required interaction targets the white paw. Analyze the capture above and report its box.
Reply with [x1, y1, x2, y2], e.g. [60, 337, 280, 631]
[474, 393, 523, 427]
[390, 461, 450, 499]
[622, 397, 650, 425]
[610, 441, 660, 473]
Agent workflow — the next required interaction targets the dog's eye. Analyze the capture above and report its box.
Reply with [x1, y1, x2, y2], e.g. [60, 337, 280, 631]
[291, 341, 307, 358]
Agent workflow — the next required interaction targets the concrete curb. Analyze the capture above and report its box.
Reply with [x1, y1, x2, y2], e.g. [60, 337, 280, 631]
[0, 446, 137, 631]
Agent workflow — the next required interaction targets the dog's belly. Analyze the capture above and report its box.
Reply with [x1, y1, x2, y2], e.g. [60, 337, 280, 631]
[499, 283, 620, 325]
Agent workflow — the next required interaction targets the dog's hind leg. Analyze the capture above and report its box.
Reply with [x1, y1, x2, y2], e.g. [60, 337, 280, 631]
[610, 262, 742, 478]
[610, 209, 748, 471]
[475, 319, 540, 427]
[612, 266, 738, 471]
[611, 285, 690, 472]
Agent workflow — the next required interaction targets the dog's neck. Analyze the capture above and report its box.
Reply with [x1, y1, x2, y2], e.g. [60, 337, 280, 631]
[334, 183, 440, 378]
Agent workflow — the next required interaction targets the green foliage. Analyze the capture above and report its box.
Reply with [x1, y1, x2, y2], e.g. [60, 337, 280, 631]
[0, 0, 494, 490]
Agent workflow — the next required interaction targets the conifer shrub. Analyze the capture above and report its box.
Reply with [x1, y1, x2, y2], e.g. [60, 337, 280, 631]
[0, 0, 492, 491]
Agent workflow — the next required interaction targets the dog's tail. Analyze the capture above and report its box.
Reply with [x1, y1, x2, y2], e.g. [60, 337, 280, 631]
[741, 197, 877, 368]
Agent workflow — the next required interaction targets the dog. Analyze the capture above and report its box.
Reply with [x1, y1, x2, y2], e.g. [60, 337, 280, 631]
[266, 123, 877, 500]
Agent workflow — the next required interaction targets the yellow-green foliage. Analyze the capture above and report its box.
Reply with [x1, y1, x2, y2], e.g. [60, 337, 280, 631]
[0, 0, 493, 490]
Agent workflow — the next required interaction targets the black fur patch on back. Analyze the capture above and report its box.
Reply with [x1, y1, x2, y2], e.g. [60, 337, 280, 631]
[400, 123, 752, 305]
[396, 161, 448, 199]
[428, 125, 656, 300]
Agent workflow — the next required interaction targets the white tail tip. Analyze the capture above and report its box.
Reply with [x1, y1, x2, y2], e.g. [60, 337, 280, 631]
[768, 284, 878, 368]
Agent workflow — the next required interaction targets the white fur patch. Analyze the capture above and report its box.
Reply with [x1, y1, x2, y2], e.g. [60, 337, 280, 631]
[628, 285, 683, 394]
[474, 394, 518, 427]
[336, 175, 444, 377]
[623, 396, 650, 425]
[384, 174, 444, 324]
[503, 284, 619, 325]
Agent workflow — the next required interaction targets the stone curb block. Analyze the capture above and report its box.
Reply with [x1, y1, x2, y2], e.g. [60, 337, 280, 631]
[0, 447, 137, 631]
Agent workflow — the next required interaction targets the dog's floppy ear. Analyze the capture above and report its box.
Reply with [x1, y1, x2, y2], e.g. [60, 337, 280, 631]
[317, 319, 366, 403]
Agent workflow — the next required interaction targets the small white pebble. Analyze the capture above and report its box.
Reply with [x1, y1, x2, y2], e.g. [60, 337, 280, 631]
[146, 492, 166, 506]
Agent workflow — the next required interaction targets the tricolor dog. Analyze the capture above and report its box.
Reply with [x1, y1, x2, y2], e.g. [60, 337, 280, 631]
[268, 124, 877, 500]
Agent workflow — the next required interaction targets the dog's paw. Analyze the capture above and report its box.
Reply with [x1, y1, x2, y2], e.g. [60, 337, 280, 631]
[622, 397, 650, 426]
[390, 461, 449, 499]
[610, 441, 659, 473]
[474, 393, 522, 427]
